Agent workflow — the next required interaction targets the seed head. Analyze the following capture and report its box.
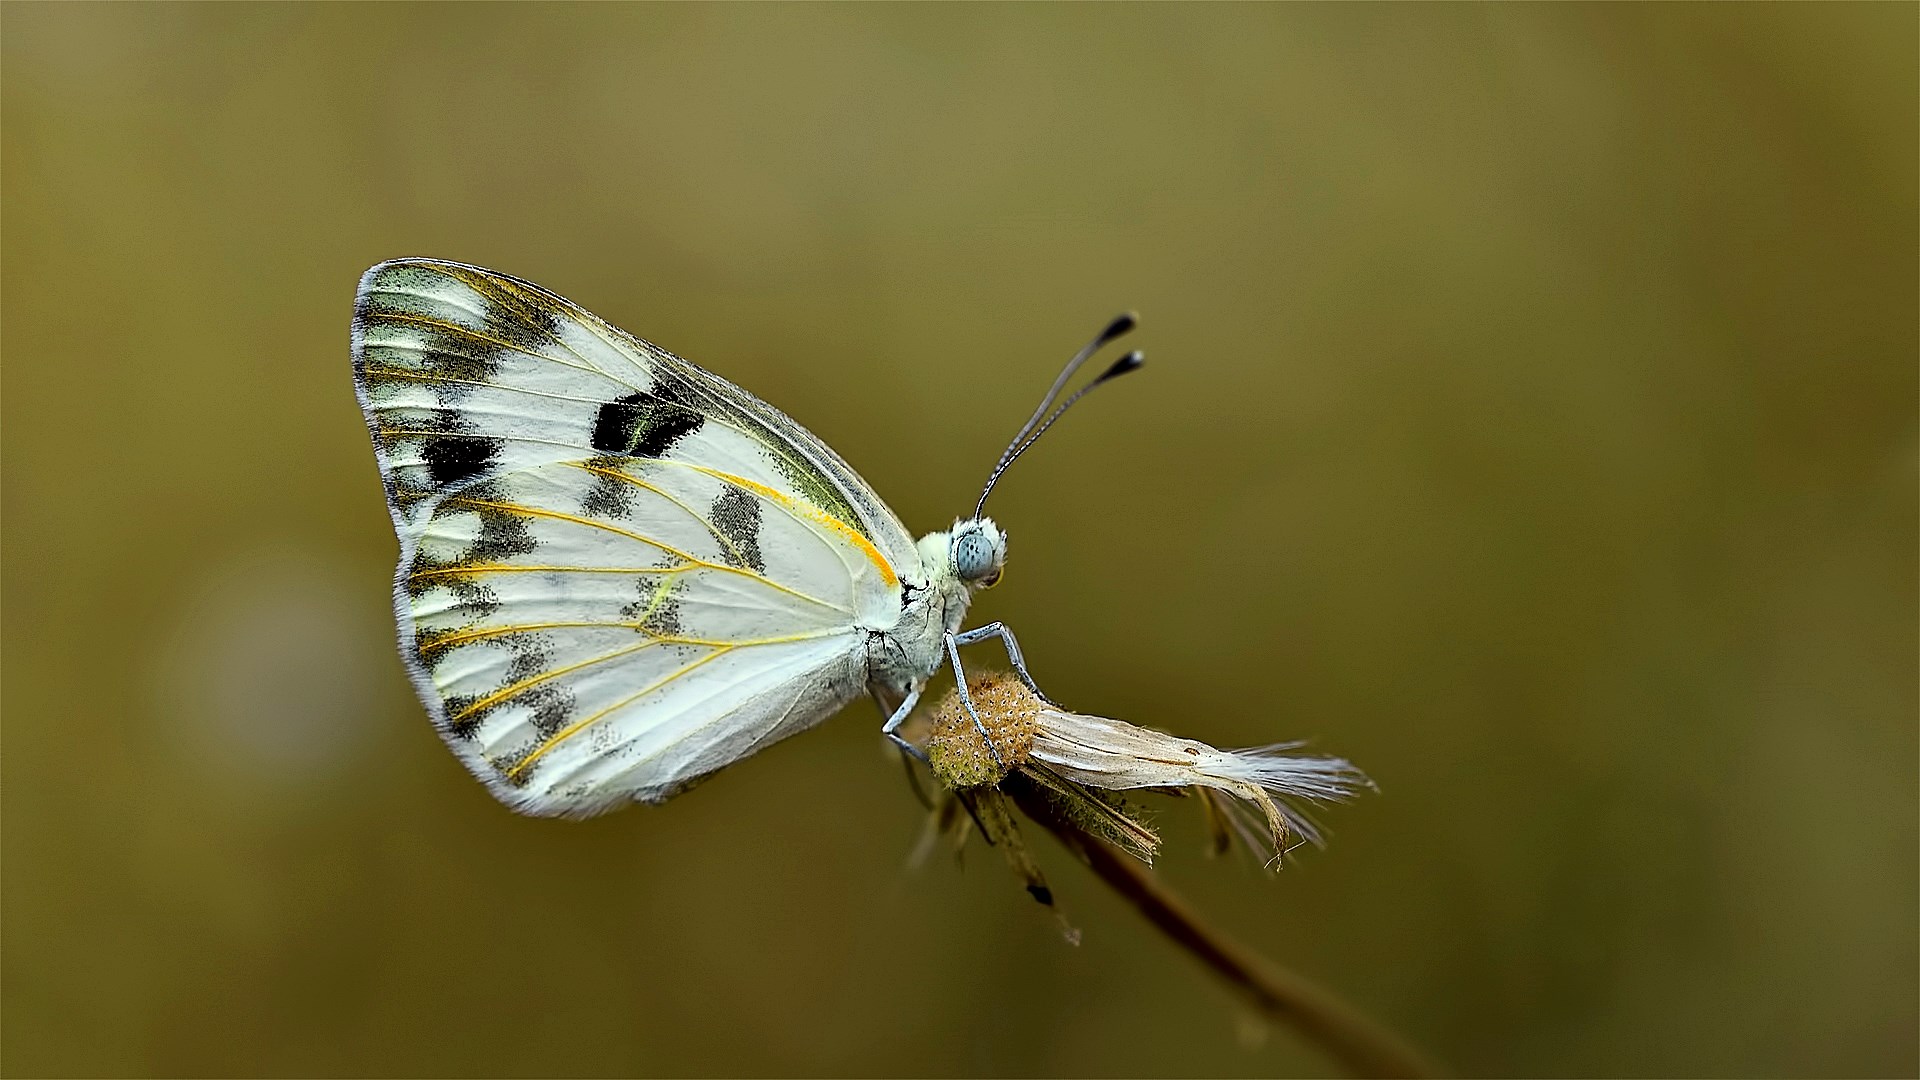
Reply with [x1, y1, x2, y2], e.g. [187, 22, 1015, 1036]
[924, 671, 1373, 861]
[926, 673, 1040, 786]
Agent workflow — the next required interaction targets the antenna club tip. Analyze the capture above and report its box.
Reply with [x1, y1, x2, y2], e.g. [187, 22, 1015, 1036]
[1101, 312, 1138, 341]
[1100, 349, 1145, 380]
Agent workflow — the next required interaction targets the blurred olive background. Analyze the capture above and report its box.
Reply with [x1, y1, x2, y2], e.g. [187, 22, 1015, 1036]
[4, 5, 1914, 1078]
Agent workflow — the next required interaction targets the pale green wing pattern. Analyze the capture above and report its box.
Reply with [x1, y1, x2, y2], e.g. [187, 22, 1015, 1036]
[351, 259, 921, 814]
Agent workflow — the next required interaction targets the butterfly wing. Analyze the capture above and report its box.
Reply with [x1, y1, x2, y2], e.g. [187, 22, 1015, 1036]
[352, 259, 920, 814]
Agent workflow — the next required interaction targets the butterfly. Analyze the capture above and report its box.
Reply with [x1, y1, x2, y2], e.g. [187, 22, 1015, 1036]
[352, 259, 1141, 817]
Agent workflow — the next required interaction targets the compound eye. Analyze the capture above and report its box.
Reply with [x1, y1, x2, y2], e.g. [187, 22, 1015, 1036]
[952, 528, 996, 581]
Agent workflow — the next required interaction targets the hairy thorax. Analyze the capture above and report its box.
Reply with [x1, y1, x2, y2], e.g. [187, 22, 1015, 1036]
[862, 529, 976, 697]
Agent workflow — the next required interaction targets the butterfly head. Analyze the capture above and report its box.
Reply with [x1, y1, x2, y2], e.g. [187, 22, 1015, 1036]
[950, 517, 1007, 590]
[922, 314, 1141, 604]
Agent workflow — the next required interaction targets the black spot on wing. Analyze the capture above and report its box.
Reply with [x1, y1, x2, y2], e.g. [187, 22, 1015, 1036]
[499, 282, 566, 341]
[709, 486, 766, 572]
[421, 434, 501, 486]
[503, 645, 574, 739]
[579, 456, 636, 520]
[406, 565, 498, 620]
[374, 409, 496, 509]
[622, 577, 683, 637]
[589, 387, 705, 460]
[356, 330, 503, 398]
[591, 394, 646, 453]
[440, 633, 573, 741]
[522, 683, 574, 740]
[493, 740, 541, 788]
[632, 405, 702, 458]
[442, 692, 487, 740]
[464, 494, 538, 563]
[403, 485, 537, 617]
[414, 626, 463, 671]
[356, 271, 511, 399]
[439, 265, 568, 355]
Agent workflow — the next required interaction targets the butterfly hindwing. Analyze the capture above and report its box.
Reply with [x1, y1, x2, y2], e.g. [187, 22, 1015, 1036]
[352, 259, 917, 813]
[404, 468, 866, 811]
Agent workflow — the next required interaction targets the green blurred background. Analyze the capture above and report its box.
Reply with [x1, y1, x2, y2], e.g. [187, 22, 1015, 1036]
[4, 5, 1914, 1077]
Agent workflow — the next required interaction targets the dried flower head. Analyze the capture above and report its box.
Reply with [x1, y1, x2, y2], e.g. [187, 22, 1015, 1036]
[925, 673, 1040, 786]
[925, 671, 1373, 862]
[909, 675, 1435, 1077]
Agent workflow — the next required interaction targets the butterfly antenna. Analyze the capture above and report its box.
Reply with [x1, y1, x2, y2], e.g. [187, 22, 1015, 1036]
[1002, 313, 1136, 459]
[974, 313, 1143, 519]
[1005, 349, 1143, 461]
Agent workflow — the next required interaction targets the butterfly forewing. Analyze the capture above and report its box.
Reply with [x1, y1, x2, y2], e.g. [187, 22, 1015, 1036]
[353, 259, 917, 813]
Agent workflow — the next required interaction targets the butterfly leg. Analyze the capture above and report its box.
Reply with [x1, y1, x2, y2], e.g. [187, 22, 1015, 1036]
[887, 732, 929, 764]
[872, 688, 931, 766]
[880, 681, 924, 735]
[951, 621, 1056, 706]
[943, 631, 1006, 768]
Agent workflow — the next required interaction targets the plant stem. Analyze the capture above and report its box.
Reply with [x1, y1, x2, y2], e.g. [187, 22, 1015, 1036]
[1010, 783, 1442, 1079]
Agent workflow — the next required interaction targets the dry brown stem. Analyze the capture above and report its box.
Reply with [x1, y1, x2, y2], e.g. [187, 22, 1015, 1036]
[1006, 776, 1442, 1079]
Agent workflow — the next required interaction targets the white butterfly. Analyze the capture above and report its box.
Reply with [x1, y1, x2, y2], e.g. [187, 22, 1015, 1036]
[352, 259, 1141, 816]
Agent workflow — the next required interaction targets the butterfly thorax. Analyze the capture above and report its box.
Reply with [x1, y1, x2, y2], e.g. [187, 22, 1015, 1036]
[863, 520, 1005, 698]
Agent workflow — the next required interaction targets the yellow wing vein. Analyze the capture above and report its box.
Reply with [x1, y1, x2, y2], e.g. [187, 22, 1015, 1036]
[363, 284, 496, 326]
[527, 286, 666, 392]
[575, 458, 863, 586]
[471, 286, 882, 535]
[451, 270, 652, 394]
[363, 312, 639, 392]
[367, 366, 794, 471]
[359, 366, 633, 409]
[505, 648, 731, 780]
[443, 496, 852, 615]
[586, 639, 830, 793]
[410, 564, 692, 584]
[453, 638, 670, 722]
[376, 429, 600, 456]
[424, 620, 831, 653]
[652, 460, 899, 589]
[367, 266, 894, 577]
[449, 627, 844, 723]
[567, 461, 750, 570]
